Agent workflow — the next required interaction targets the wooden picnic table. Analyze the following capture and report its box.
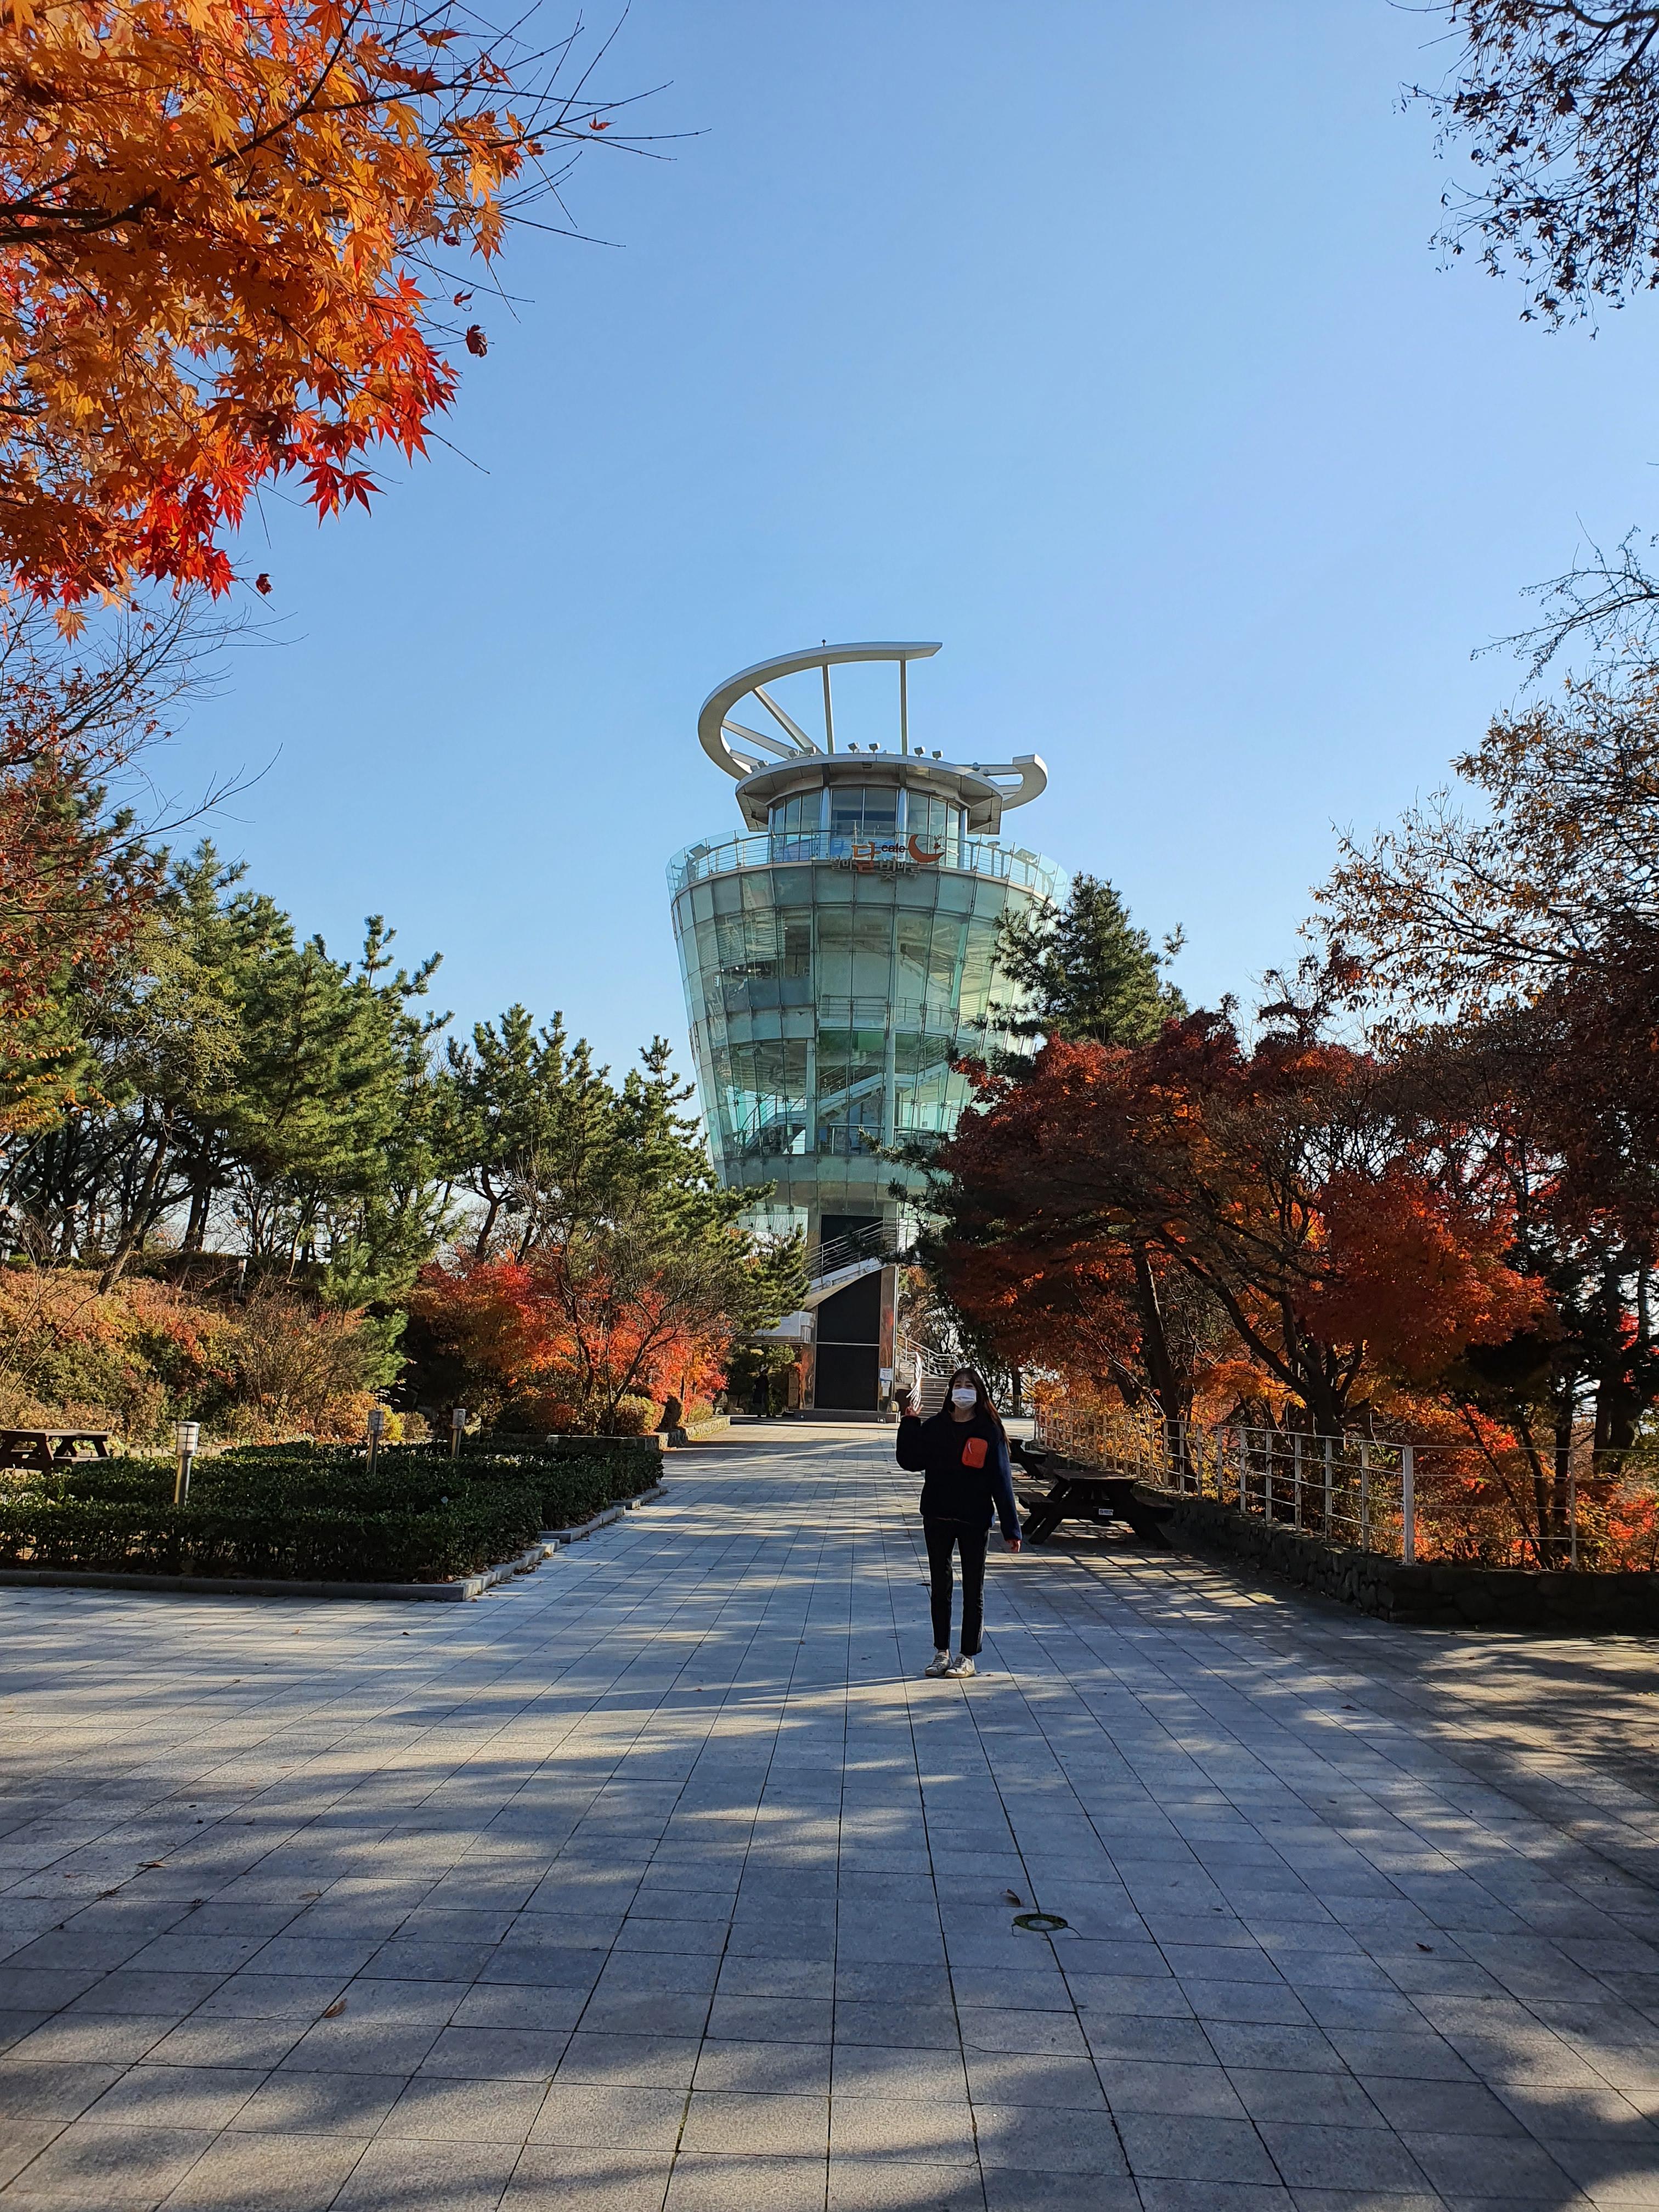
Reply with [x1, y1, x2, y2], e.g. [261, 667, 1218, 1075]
[1011, 1440, 1175, 1548]
[0, 1428, 115, 1474]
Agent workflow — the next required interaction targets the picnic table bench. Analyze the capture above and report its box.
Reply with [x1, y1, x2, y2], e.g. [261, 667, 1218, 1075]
[0, 1429, 115, 1475]
[1010, 1440, 1175, 1548]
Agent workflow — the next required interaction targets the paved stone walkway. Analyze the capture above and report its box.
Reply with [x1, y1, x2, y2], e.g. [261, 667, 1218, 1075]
[2, 1423, 1658, 2212]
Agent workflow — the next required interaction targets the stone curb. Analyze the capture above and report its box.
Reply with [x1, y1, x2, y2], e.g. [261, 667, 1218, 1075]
[541, 1480, 668, 1547]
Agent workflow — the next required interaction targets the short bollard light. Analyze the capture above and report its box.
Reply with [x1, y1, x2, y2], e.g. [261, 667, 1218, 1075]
[450, 1406, 467, 1460]
[173, 1420, 200, 1506]
[366, 1406, 387, 1474]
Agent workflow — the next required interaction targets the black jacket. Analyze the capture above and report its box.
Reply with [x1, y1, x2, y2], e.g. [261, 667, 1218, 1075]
[896, 1409, 1021, 1538]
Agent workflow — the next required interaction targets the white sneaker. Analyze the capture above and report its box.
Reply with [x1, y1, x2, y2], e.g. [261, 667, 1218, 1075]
[946, 1654, 976, 1679]
[924, 1649, 952, 1677]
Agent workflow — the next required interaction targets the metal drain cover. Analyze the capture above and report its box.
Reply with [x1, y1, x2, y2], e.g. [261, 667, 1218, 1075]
[1012, 1910, 1068, 1932]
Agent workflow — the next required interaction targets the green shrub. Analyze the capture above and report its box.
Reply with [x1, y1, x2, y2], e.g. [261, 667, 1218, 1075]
[441, 1444, 659, 1527]
[0, 1457, 541, 1582]
[0, 1437, 661, 1578]
[602, 1394, 659, 1436]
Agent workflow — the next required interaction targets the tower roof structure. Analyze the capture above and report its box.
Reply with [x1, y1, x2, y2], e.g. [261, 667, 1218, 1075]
[697, 641, 1048, 833]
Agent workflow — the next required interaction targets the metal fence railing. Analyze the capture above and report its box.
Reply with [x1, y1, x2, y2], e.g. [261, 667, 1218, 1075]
[1030, 1403, 1659, 1572]
[668, 831, 1063, 902]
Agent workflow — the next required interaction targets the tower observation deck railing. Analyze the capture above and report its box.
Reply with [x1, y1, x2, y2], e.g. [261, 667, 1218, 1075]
[668, 831, 1063, 903]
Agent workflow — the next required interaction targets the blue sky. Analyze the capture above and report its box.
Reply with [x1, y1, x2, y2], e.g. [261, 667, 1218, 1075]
[164, 1, 1659, 1079]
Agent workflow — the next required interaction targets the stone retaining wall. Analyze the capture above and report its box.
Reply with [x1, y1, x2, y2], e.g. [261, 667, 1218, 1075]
[1154, 1487, 1659, 1633]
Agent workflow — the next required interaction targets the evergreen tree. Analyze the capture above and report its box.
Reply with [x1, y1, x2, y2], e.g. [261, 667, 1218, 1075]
[438, 1007, 616, 1261]
[997, 873, 1183, 1051]
[0, 843, 450, 1299]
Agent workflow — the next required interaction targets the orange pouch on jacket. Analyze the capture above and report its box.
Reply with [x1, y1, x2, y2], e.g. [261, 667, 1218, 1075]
[960, 1436, 988, 1469]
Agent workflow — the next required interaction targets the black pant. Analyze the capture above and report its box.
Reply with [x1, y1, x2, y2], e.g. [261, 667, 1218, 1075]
[924, 1517, 990, 1656]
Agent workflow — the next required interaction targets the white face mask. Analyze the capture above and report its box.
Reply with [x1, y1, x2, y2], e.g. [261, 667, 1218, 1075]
[950, 1386, 978, 1408]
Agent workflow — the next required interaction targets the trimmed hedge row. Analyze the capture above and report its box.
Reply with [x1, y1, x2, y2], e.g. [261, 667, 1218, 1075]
[446, 1451, 661, 1528]
[0, 1438, 662, 1583]
[223, 1444, 662, 1527]
[0, 1485, 541, 1582]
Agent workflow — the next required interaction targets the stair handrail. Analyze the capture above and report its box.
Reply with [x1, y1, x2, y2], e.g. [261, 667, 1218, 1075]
[807, 1220, 906, 1283]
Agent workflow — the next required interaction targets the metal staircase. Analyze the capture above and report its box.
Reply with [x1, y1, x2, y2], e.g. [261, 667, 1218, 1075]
[802, 1221, 899, 1310]
[895, 1333, 953, 1413]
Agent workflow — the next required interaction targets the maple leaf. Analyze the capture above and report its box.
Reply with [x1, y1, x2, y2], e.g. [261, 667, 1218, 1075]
[0, 0, 583, 605]
[465, 325, 488, 356]
[253, 573, 272, 595]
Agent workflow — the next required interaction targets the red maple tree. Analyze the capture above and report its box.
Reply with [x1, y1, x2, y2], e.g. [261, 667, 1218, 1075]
[933, 1015, 1545, 1436]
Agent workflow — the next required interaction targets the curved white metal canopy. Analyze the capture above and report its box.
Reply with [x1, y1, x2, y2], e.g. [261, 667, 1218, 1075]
[697, 642, 941, 778]
[695, 640, 1048, 833]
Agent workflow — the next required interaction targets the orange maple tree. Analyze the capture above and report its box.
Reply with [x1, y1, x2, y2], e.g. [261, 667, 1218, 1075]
[932, 1020, 1546, 1434]
[0, 0, 627, 612]
[1290, 1167, 1543, 1390]
[407, 1245, 735, 1435]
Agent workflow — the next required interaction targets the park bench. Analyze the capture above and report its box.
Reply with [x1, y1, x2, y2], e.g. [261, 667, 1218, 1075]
[1011, 1439, 1175, 1548]
[0, 1428, 115, 1475]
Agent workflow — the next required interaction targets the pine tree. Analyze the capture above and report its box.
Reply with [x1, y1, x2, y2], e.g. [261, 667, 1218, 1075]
[997, 872, 1182, 1050]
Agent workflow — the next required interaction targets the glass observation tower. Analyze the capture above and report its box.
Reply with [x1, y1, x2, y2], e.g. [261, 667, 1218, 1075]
[668, 640, 1061, 1414]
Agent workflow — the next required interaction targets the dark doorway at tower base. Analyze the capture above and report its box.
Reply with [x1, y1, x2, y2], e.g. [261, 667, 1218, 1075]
[814, 1267, 882, 1410]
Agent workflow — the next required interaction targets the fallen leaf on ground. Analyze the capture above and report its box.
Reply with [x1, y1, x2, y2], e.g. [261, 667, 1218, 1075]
[321, 1998, 347, 2018]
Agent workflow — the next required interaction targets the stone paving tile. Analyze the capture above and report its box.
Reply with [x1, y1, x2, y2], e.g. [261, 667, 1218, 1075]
[191, 1975, 348, 2021]
[500, 2143, 675, 2212]
[695, 2035, 831, 2095]
[0, 2015, 48, 2057]
[445, 1987, 586, 2034]
[3, 1423, 1658, 2209]
[418, 2026, 571, 2079]
[830, 2094, 978, 2164]
[827, 2157, 985, 2209]
[0, 2135, 74, 2202]
[5, 2012, 177, 2064]
[962, 2051, 1105, 2109]
[679, 2087, 829, 2155]
[328, 2136, 516, 2211]
[81, 2062, 267, 2131]
[974, 2103, 1129, 2174]
[528, 2082, 685, 2150]
[663, 2152, 826, 2211]
[554, 2032, 700, 2088]
[159, 2130, 365, 2212]
[831, 2044, 969, 2102]
[980, 2172, 1139, 2211]
[6, 2120, 215, 2205]
[225, 2072, 409, 2138]
[375, 2075, 546, 2144]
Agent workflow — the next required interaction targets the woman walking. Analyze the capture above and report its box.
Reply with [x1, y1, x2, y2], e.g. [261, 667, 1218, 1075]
[896, 1366, 1022, 1678]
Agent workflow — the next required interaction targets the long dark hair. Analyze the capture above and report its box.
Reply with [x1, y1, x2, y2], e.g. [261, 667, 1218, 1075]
[947, 1365, 1006, 1440]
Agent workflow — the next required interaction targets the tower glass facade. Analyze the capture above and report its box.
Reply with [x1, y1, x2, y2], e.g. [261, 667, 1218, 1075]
[670, 825, 1058, 1220]
[669, 642, 1060, 1410]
